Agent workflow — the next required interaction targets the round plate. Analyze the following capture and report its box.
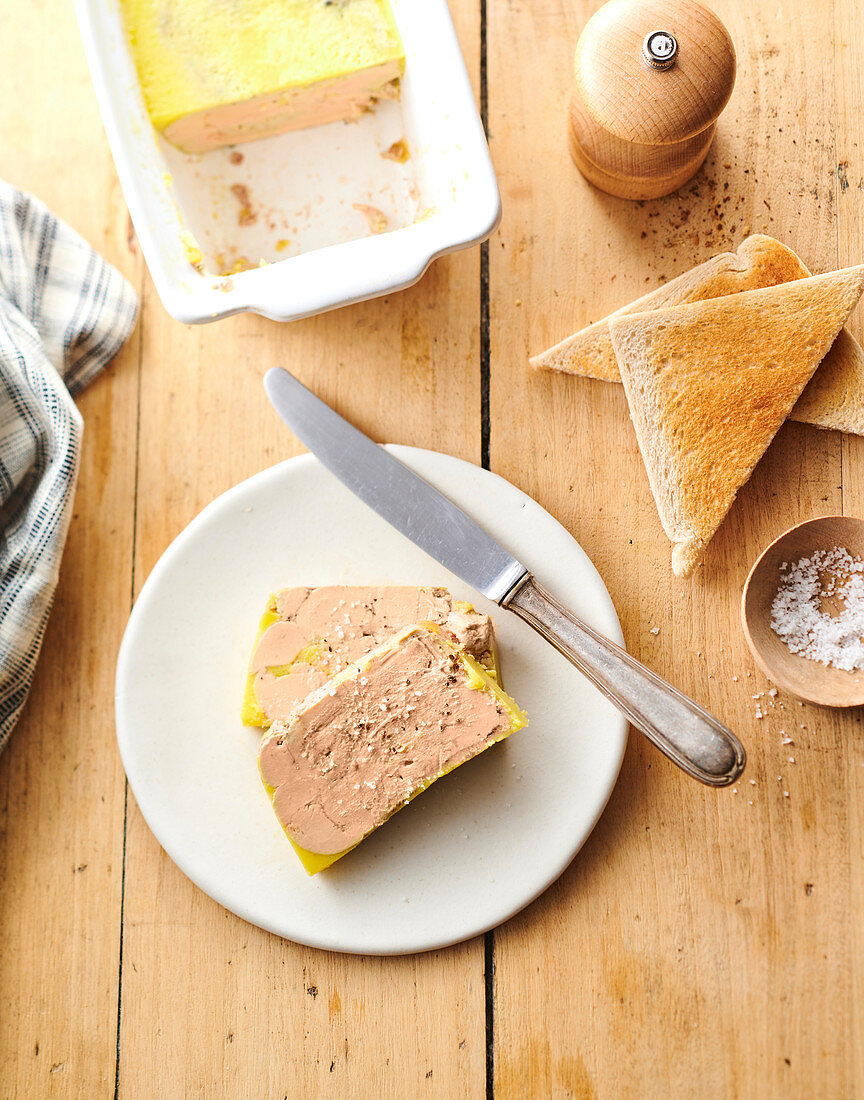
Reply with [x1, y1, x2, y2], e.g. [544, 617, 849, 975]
[116, 447, 627, 954]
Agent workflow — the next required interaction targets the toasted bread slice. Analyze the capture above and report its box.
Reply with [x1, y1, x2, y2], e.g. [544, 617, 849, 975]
[531, 235, 864, 435]
[609, 267, 864, 577]
[788, 327, 864, 433]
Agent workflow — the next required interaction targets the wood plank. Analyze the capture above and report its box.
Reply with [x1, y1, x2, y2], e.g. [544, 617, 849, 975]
[115, 4, 488, 1096]
[0, 2, 142, 1096]
[834, 0, 864, 1089]
[487, 0, 860, 1095]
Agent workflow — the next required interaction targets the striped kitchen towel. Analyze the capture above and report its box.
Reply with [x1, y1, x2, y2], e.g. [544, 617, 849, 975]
[0, 182, 138, 754]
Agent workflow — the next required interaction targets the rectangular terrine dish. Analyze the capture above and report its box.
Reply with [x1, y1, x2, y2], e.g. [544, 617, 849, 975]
[73, 0, 500, 323]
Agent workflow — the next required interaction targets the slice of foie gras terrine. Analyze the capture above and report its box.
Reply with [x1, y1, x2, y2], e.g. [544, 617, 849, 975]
[242, 586, 499, 729]
[258, 623, 527, 874]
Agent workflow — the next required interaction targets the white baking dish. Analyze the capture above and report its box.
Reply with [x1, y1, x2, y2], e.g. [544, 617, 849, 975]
[73, 0, 500, 324]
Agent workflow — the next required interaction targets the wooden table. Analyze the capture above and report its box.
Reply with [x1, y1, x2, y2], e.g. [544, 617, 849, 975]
[2, 2, 862, 1096]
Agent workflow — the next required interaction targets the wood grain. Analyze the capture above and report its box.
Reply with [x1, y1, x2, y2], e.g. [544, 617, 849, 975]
[488, 0, 862, 1095]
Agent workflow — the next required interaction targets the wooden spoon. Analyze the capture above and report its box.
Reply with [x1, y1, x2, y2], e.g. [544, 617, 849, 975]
[742, 516, 864, 707]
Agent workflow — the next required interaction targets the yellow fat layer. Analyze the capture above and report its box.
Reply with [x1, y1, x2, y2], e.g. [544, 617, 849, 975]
[240, 603, 281, 727]
[460, 651, 528, 735]
[266, 644, 323, 679]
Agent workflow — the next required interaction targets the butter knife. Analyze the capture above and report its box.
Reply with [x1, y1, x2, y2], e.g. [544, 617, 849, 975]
[264, 368, 745, 787]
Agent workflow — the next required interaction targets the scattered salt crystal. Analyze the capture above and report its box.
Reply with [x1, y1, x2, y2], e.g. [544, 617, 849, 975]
[750, 779, 756, 785]
[733, 676, 739, 682]
[650, 627, 660, 635]
[732, 788, 738, 794]
[748, 800, 753, 805]
[769, 688, 778, 698]
[788, 757, 795, 763]
[782, 737, 794, 745]
[783, 791, 790, 798]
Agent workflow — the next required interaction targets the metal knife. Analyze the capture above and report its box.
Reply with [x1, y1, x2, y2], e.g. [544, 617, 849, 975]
[263, 368, 745, 787]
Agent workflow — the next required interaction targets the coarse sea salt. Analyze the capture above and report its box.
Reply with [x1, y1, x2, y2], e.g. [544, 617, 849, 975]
[770, 546, 864, 671]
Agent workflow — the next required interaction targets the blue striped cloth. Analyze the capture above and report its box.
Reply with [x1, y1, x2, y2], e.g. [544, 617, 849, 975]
[0, 182, 138, 753]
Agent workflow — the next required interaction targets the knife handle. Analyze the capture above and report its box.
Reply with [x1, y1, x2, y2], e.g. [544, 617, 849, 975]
[503, 575, 745, 786]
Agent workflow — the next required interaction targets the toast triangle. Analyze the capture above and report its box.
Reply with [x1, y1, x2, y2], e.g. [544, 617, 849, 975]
[609, 266, 864, 576]
[531, 235, 806, 382]
[531, 235, 864, 436]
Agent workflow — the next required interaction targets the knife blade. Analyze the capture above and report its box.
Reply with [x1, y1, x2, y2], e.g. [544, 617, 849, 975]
[263, 368, 745, 787]
[263, 367, 527, 603]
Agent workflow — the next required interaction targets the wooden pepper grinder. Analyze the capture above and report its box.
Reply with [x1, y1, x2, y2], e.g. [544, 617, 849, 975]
[569, 0, 736, 200]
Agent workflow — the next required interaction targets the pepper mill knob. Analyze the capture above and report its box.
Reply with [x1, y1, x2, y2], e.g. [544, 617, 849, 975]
[569, 0, 736, 200]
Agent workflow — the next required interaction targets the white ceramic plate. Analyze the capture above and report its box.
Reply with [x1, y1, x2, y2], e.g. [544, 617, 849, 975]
[74, 0, 500, 323]
[115, 448, 628, 954]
